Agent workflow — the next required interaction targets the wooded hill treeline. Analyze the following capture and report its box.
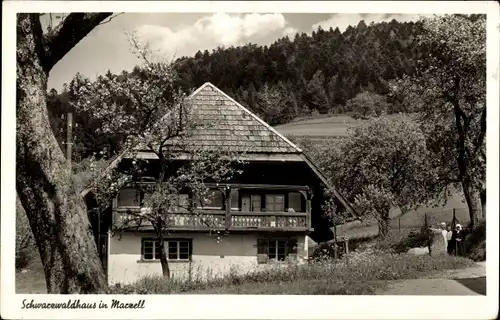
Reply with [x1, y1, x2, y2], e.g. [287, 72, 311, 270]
[46, 16, 479, 161]
[174, 19, 428, 121]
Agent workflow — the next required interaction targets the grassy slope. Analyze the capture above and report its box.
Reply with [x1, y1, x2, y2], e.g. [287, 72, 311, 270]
[16, 254, 47, 294]
[274, 114, 470, 240]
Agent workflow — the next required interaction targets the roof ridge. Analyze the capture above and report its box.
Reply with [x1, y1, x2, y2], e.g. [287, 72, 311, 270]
[192, 82, 303, 153]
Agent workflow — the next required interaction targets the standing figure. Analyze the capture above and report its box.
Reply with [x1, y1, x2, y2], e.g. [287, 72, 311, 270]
[455, 224, 465, 256]
[446, 225, 454, 254]
[429, 222, 448, 255]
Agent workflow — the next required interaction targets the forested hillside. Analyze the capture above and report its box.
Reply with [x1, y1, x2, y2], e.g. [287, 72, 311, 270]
[174, 19, 429, 124]
[45, 18, 445, 159]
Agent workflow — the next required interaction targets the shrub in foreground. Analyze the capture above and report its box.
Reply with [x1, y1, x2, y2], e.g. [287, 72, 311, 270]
[371, 228, 429, 254]
[465, 219, 486, 261]
[108, 252, 474, 295]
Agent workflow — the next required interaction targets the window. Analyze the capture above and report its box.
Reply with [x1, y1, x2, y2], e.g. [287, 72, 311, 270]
[141, 239, 191, 261]
[265, 194, 285, 212]
[269, 240, 287, 261]
[117, 188, 141, 207]
[197, 189, 224, 209]
[142, 239, 161, 260]
[288, 192, 303, 212]
[257, 238, 298, 263]
[167, 240, 191, 260]
[236, 190, 305, 213]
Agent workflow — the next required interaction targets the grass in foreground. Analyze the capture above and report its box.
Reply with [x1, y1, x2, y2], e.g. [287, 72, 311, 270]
[109, 251, 474, 295]
[16, 256, 47, 294]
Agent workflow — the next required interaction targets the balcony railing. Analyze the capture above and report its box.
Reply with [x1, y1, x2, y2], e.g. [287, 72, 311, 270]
[230, 212, 308, 229]
[113, 208, 310, 232]
[112, 183, 312, 232]
[113, 208, 226, 230]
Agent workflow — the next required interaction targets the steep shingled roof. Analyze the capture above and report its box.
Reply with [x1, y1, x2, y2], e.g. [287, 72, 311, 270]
[158, 82, 302, 154]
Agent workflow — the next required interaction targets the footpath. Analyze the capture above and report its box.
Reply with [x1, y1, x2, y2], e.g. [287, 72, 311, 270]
[376, 261, 486, 295]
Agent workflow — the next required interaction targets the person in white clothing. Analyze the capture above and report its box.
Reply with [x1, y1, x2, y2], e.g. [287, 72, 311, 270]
[440, 222, 448, 248]
[430, 222, 449, 254]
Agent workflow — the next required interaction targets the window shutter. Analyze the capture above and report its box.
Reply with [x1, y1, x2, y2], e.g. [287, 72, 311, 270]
[230, 189, 239, 210]
[241, 194, 250, 211]
[251, 195, 261, 212]
[287, 239, 298, 260]
[257, 239, 269, 264]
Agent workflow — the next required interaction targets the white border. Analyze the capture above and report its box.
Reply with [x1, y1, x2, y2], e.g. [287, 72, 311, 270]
[2, 2, 499, 320]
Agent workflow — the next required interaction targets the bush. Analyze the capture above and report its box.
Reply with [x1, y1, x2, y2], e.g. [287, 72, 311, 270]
[373, 228, 430, 254]
[469, 240, 486, 262]
[465, 220, 486, 261]
[311, 242, 343, 261]
[394, 231, 430, 253]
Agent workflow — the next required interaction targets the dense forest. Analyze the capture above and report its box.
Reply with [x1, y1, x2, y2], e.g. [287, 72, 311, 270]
[47, 19, 439, 160]
[174, 19, 429, 119]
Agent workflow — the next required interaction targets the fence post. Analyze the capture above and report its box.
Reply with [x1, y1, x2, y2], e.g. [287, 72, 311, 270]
[333, 225, 338, 259]
[452, 208, 457, 256]
[424, 213, 432, 256]
[344, 236, 349, 266]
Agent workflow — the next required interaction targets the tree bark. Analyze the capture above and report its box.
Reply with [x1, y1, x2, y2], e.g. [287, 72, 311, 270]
[480, 188, 486, 220]
[158, 232, 171, 278]
[377, 210, 390, 238]
[16, 13, 108, 293]
[462, 180, 482, 227]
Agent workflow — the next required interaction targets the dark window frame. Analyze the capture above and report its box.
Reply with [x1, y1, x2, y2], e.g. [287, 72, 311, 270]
[256, 238, 298, 264]
[238, 190, 305, 213]
[140, 238, 193, 262]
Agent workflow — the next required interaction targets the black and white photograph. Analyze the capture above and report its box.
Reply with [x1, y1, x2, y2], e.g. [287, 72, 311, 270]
[2, 1, 499, 319]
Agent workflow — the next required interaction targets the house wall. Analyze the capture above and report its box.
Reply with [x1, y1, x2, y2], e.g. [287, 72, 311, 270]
[108, 231, 308, 285]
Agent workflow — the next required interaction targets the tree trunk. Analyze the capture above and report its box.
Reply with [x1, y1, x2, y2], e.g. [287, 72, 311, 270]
[157, 232, 170, 278]
[480, 188, 486, 220]
[377, 211, 390, 239]
[17, 14, 107, 293]
[462, 180, 482, 227]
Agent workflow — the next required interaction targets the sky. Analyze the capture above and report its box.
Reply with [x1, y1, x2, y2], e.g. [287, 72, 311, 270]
[46, 12, 433, 91]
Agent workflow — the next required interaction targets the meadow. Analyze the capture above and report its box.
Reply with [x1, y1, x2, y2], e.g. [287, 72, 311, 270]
[108, 252, 474, 295]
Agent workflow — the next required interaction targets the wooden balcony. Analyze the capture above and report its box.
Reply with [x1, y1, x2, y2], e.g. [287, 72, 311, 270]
[113, 208, 311, 232]
[112, 183, 313, 232]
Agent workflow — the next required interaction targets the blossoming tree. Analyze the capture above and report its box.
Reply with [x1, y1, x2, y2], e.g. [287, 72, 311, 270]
[71, 36, 244, 277]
